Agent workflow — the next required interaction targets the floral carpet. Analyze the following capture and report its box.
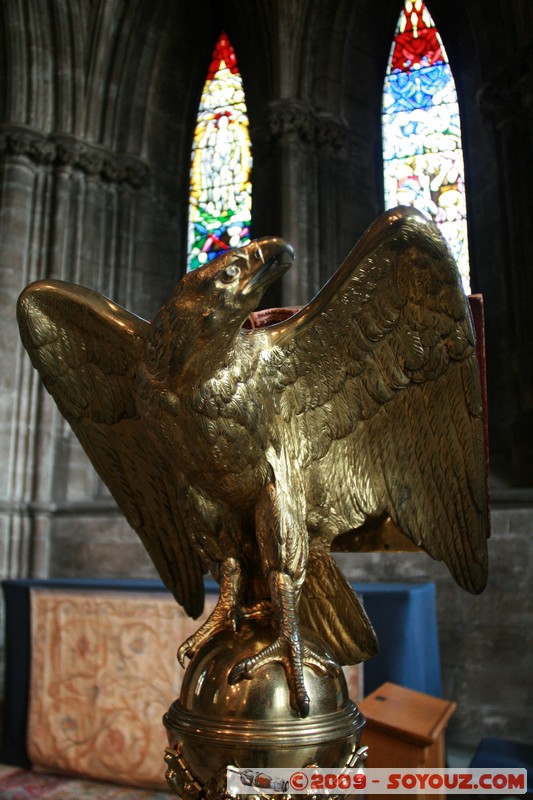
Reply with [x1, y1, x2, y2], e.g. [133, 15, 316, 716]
[0, 765, 171, 799]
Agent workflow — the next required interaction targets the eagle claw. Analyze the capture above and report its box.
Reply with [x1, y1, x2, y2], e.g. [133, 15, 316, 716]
[228, 659, 253, 684]
[228, 656, 310, 717]
[177, 640, 194, 667]
[177, 599, 274, 667]
[227, 635, 336, 718]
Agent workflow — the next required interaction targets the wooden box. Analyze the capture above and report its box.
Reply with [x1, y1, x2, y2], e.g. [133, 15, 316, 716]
[358, 682, 456, 798]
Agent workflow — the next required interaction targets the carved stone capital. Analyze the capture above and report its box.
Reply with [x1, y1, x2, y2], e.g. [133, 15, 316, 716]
[0, 124, 41, 157]
[102, 157, 126, 182]
[267, 100, 347, 154]
[315, 112, 348, 154]
[0, 123, 150, 187]
[268, 99, 315, 144]
[121, 157, 151, 188]
[77, 148, 104, 176]
[29, 138, 57, 164]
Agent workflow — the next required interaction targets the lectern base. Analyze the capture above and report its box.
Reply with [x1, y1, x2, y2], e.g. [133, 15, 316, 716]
[163, 621, 366, 799]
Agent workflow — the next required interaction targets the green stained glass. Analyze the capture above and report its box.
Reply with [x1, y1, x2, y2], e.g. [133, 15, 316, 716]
[187, 33, 252, 271]
[383, 0, 470, 292]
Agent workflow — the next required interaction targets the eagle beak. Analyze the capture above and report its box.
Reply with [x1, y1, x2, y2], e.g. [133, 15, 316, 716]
[242, 237, 295, 296]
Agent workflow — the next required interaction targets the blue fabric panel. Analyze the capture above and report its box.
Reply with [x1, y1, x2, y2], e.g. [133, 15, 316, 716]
[353, 582, 442, 697]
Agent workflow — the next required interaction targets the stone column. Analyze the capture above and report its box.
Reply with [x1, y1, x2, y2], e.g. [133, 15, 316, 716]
[253, 99, 348, 307]
[478, 43, 533, 480]
[0, 149, 40, 578]
[0, 122, 151, 579]
[315, 112, 349, 286]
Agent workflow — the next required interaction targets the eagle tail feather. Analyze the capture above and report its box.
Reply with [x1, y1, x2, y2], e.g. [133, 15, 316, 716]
[299, 548, 378, 665]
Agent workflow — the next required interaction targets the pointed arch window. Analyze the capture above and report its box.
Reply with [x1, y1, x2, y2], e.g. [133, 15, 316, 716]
[187, 33, 252, 271]
[382, 0, 470, 291]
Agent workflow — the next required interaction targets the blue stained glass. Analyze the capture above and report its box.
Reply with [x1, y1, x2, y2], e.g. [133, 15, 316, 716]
[382, 0, 470, 292]
[383, 105, 461, 160]
[384, 64, 452, 113]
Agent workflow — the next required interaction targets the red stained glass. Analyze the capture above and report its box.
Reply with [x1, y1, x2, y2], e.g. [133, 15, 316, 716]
[390, 2, 444, 72]
[392, 28, 443, 71]
[207, 33, 239, 80]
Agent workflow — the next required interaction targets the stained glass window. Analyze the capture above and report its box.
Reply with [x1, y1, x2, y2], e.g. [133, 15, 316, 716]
[382, 0, 470, 292]
[187, 33, 252, 271]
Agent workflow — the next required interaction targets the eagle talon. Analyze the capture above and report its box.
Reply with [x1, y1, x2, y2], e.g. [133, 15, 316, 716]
[228, 659, 252, 685]
[301, 646, 338, 678]
[226, 633, 335, 717]
[177, 603, 238, 666]
[298, 693, 310, 718]
[228, 608, 240, 633]
[177, 638, 196, 666]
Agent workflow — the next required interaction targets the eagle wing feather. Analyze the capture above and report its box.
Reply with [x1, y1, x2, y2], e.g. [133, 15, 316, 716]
[266, 207, 488, 594]
[17, 280, 205, 617]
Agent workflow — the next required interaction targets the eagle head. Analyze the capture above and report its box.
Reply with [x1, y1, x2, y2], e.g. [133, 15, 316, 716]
[177, 237, 295, 327]
[146, 238, 295, 379]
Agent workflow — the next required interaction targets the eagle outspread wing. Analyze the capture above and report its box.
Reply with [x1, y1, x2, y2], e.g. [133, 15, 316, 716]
[260, 206, 488, 598]
[17, 207, 489, 718]
[17, 280, 205, 618]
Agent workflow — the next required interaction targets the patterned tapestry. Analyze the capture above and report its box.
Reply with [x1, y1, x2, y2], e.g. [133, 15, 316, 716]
[28, 590, 215, 790]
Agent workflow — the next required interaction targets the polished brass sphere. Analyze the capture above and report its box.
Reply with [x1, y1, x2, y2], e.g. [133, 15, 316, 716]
[164, 621, 365, 785]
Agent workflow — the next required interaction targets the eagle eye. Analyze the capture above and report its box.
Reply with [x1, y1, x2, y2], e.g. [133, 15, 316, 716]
[221, 264, 241, 283]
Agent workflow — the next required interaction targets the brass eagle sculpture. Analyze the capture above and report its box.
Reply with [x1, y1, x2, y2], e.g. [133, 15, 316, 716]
[17, 207, 489, 717]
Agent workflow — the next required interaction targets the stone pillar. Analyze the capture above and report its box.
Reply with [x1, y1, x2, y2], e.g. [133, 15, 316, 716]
[315, 112, 349, 286]
[253, 100, 348, 307]
[478, 43, 533, 481]
[0, 149, 41, 578]
[0, 122, 151, 579]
